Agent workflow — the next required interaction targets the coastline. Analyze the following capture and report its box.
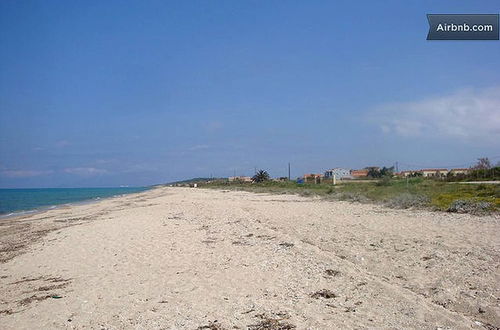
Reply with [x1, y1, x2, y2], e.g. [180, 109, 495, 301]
[0, 187, 498, 329]
[0, 187, 151, 220]
[0, 187, 157, 263]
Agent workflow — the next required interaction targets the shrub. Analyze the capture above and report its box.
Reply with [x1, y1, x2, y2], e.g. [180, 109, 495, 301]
[447, 200, 492, 214]
[385, 193, 430, 209]
[375, 177, 392, 186]
[338, 192, 368, 203]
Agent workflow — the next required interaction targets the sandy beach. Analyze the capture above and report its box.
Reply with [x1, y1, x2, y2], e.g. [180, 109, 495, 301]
[0, 187, 499, 329]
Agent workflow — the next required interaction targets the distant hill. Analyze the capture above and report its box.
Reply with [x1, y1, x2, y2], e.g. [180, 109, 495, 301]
[154, 177, 225, 187]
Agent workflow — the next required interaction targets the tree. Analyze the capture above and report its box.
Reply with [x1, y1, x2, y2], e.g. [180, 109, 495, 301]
[472, 158, 492, 170]
[380, 166, 394, 177]
[367, 166, 394, 178]
[367, 168, 381, 178]
[252, 170, 270, 183]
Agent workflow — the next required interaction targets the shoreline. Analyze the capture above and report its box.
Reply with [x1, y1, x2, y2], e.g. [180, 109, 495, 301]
[0, 187, 499, 329]
[0, 186, 152, 220]
[0, 187, 158, 263]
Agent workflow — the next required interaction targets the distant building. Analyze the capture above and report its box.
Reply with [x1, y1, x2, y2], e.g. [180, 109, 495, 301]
[397, 168, 471, 178]
[449, 168, 470, 176]
[303, 173, 323, 184]
[228, 176, 253, 182]
[324, 168, 352, 180]
[397, 170, 423, 177]
[350, 169, 369, 178]
[420, 169, 448, 177]
[397, 171, 414, 177]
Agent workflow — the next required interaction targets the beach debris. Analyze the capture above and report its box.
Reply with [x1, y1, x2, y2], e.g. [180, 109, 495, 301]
[248, 313, 296, 330]
[51, 295, 63, 299]
[256, 235, 275, 241]
[232, 240, 251, 246]
[0, 309, 13, 315]
[196, 320, 225, 330]
[202, 238, 217, 244]
[324, 269, 341, 277]
[311, 289, 337, 299]
[10, 276, 44, 284]
[38, 283, 68, 291]
[18, 294, 52, 306]
[278, 242, 294, 248]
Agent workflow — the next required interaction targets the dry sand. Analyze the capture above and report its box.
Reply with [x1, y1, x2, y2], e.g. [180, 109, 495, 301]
[0, 187, 499, 329]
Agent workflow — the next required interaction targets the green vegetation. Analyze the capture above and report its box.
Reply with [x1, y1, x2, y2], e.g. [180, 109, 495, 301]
[201, 178, 499, 214]
[444, 167, 500, 182]
[252, 169, 270, 183]
[367, 166, 394, 178]
[157, 177, 221, 186]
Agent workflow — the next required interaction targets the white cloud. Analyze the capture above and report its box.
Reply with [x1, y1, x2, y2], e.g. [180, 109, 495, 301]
[203, 121, 223, 132]
[1, 170, 54, 178]
[94, 159, 115, 165]
[372, 86, 500, 142]
[189, 144, 210, 151]
[55, 140, 71, 148]
[64, 167, 108, 176]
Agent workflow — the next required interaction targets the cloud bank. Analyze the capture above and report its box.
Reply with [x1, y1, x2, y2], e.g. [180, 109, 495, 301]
[63, 167, 108, 176]
[1, 170, 54, 178]
[373, 86, 500, 142]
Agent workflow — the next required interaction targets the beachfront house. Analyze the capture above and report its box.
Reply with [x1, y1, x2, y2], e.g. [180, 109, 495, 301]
[397, 171, 413, 178]
[350, 169, 369, 179]
[228, 176, 253, 182]
[324, 168, 352, 180]
[420, 169, 448, 178]
[448, 168, 470, 176]
[303, 173, 323, 184]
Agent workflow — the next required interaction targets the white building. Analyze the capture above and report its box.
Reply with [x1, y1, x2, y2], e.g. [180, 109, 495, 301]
[420, 169, 448, 177]
[324, 168, 352, 179]
[228, 176, 252, 182]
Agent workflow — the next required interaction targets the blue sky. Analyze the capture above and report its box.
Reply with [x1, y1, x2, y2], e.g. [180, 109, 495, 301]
[1, 1, 499, 187]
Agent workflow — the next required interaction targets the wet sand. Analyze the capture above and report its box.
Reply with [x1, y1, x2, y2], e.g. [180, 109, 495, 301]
[0, 187, 499, 329]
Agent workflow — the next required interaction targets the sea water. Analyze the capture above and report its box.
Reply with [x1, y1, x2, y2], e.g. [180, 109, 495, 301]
[0, 187, 149, 216]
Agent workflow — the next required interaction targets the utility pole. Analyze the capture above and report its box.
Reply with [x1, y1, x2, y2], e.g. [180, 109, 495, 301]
[288, 162, 291, 180]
